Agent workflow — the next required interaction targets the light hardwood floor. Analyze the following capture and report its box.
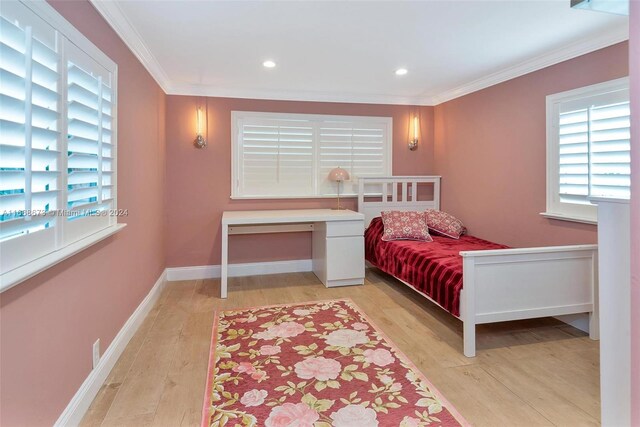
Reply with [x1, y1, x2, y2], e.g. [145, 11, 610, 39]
[80, 269, 600, 427]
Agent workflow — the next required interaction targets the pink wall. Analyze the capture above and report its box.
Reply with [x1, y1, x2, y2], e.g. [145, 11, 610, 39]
[165, 97, 433, 267]
[630, 1, 639, 424]
[0, 1, 166, 426]
[433, 42, 628, 247]
[0, 2, 633, 424]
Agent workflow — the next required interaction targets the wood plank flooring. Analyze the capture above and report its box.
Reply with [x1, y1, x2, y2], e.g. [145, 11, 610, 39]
[80, 269, 600, 426]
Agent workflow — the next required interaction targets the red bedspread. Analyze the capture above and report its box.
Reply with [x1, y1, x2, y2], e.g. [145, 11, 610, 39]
[365, 217, 509, 317]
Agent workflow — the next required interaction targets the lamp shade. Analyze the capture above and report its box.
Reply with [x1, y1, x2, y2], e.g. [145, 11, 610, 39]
[328, 167, 350, 182]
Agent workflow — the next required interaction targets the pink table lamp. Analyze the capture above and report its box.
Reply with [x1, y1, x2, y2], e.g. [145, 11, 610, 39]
[328, 167, 350, 210]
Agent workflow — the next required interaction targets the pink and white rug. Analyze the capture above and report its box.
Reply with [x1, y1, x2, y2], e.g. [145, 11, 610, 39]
[201, 299, 468, 427]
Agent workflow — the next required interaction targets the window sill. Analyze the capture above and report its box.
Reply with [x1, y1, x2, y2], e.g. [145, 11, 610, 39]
[230, 194, 359, 200]
[0, 223, 127, 293]
[540, 212, 597, 225]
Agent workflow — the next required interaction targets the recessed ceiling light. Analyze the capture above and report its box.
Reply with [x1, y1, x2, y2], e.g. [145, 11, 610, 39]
[395, 68, 408, 76]
[263, 60, 276, 68]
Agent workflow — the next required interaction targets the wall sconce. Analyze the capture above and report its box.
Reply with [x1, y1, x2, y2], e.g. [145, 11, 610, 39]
[409, 115, 419, 151]
[194, 105, 207, 148]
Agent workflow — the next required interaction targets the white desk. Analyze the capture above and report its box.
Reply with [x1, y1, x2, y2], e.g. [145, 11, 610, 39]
[221, 209, 365, 298]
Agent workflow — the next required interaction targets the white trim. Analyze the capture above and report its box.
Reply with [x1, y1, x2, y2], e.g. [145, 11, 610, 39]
[229, 194, 359, 200]
[168, 83, 423, 106]
[593, 198, 631, 426]
[231, 111, 393, 199]
[86, 2, 626, 106]
[0, 0, 120, 289]
[0, 224, 127, 293]
[427, 26, 629, 105]
[544, 77, 630, 224]
[540, 211, 598, 225]
[89, 0, 171, 93]
[54, 269, 167, 427]
[165, 259, 313, 282]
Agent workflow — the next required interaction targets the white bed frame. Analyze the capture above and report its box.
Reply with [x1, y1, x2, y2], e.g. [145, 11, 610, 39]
[358, 176, 599, 357]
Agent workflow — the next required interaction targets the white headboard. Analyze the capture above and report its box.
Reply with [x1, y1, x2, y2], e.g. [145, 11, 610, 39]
[357, 176, 441, 226]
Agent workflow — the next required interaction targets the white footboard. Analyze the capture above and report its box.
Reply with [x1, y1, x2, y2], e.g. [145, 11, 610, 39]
[459, 244, 599, 357]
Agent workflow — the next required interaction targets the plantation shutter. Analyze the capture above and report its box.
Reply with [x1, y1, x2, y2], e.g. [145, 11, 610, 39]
[236, 117, 314, 197]
[64, 43, 114, 243]
[558, 89, 630, 203]
[233, 112, 391, 198]
[1, 1, 118, 281]
[0, 5, 61, 272]
[588, 100, 630, 198]
[318, 119, 388, 195]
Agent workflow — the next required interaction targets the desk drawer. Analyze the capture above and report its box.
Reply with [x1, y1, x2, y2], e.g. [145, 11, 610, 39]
[326, 236, 365, 281]
[325, 220, 364, 237]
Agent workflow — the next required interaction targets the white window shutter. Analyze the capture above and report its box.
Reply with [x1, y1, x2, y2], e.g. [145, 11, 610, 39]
[558, 90, 630, 203]
[233, 112, 392, 198]
[558, 108, 590, 204]
[318, 120, 388, 196]
[238, 117, 315, 197]
[588, 101, 630, 199]
[0, 7, 60, 273]
[0, 0, 118, 278]
[63, 42, 114, 244]
[547, 78, 630, 223]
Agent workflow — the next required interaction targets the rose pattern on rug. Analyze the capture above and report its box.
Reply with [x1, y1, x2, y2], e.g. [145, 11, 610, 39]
[202, 299, 466, 427]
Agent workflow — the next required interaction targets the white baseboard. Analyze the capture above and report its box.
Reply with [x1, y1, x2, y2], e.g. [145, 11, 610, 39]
[165, 259, 313, 281]
[54, 270, 167, 427]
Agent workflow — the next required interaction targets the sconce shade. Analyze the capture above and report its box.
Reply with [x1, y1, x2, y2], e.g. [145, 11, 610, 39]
[194, 105, 207, 148]
[197, 107, 203, 135]
[409, 114, 419, 151]
[328, 167, 350, 182]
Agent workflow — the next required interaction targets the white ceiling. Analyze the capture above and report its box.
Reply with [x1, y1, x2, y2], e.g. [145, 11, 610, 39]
[91, 0, 628, 105]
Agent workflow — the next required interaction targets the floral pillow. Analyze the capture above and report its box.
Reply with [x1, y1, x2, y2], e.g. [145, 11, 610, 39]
[380, 211, 432, 242]
[424, 209, 466, 239]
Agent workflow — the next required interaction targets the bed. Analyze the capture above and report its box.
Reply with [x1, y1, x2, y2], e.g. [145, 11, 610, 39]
[358, 176, 599, 357]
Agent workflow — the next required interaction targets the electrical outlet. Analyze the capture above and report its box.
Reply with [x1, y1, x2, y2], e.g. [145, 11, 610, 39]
[92, 339, 100, 369]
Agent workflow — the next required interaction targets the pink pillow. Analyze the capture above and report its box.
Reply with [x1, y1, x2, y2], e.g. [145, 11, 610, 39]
[424, 209, 466, 239]
[380, 211, 433, 242]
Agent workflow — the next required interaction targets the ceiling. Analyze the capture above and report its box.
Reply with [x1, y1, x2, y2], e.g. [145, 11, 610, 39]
[91, 0, 629, 106]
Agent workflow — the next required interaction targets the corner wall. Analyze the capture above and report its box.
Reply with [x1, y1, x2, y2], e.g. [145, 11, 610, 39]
[433, 42, 628, 247]
[0, 1, 167, 425]
[164, 96, 434, 267]
[629, 1, 639, 424]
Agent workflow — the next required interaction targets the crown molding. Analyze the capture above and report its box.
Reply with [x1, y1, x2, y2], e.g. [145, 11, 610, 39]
[425, 25, 629, 105]
[90, 1, 626, 107]
[165, 83, 433, 106]
[90, 0, 171, 93]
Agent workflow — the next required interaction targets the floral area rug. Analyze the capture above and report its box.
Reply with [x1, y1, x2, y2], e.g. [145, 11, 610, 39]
[201, 299, 467, 427]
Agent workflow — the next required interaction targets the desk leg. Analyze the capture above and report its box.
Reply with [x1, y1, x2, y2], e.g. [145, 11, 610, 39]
[221, 224, 228, 299]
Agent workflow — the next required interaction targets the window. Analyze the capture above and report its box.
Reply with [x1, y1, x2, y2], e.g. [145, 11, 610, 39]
[231, 112, 392, 198]
[544, 78, 630, 223]
[0, 0, 118, 289]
